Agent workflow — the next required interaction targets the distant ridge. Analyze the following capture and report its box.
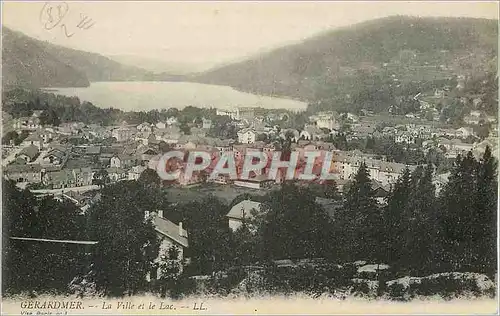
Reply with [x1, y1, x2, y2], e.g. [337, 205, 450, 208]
[193, 16, 498, 102]
[2, 27, 153, 88]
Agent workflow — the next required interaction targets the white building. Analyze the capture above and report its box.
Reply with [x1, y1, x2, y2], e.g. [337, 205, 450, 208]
[112, 127, 135, 142]
[216, 108, 240, 120]
[395, 132, 416, 144]
[237, 129, 256, 144]
[148, 211, 189, 280]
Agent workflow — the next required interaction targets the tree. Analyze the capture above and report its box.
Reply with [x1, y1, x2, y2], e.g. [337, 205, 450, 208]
[2, 179, 87, 295]
[403, 164, 438, 274]
[40, 109, 61, 126]
[87, 181, 161, 296]
[180, 123, 191, 135]
[331, 133, 348, 151]
[232, 223, 257, 267]
[472, 146, 497, 274]
[256, 133, 268, 142]
[158, 246, 183, 298]
[159, 141, 172, 153]
[258, 182, 333, 261]
[337, 163, 382, 262]
[2, 131, 19, 146]
[138, 168, 161, 189]
[178, 196, 233, 275]
[438, 152, 479, 272]
[382, 168, 411, 267]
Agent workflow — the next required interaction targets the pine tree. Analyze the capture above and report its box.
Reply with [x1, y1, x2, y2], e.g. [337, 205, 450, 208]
[473, 146, 497, 274]
[438, 152, 478, 271]
[382, 168, 411, 268]
[405, 164, 438, 274]
[259, 182, 333, 261]
[88, 181, 161, 296]
[338, 162, 381, 262]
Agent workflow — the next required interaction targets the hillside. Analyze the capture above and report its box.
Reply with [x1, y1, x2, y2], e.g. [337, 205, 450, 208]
[195, 16, 498, 106]
[2, 28, 89, 88]
[2, 27, 152, 88]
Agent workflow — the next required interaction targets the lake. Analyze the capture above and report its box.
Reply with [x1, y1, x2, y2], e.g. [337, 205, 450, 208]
[48, 81, 308, 112]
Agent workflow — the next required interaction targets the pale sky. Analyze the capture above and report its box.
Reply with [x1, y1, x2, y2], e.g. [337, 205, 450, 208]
[2, 1, 499, 70]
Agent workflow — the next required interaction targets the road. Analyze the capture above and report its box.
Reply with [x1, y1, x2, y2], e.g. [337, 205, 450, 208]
[28, 185, 100, 195]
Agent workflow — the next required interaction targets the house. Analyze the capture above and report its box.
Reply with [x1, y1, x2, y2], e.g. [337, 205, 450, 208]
[237, 129, 256, 144]
[13, 116, 41, 130]
[154, 211, 189, 258]
[138, 147, 160, 162]
[331, 152, 414, 186]
[137, 122, 153, 132]
[107, 167, 127, 182]
[208, 174, 233, 185]
[110, 154, 136, 169]
[315, 114, 340, 130]
[149, 211, 189, 279]
[42, 148, 68, 166]
[202, 118, 212, 129]
[21, 133, 44, 149]
[112, 126, 135, 142]
[16, 145, 39, 163]
[371, 180, 391, 205]
[128, 165, 147, 180]
[438, 138, 474, 158]
[351, 124, 376, 139]
[42, 168, 93, 189]
[233, 174, 274, 189]
[4, 164, 43, 183]
[456, 127, 476, 139]
[395, 132, 416, 144]
[300, 124, 327, 141]
[226, 200, 262, 231]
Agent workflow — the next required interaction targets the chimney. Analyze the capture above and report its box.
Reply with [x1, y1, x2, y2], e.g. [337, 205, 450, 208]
[179, 221, 183, 237]
[157, 210, 163, 219]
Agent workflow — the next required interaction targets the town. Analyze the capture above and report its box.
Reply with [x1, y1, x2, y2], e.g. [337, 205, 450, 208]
[1, 6, 498, 307]
[3, 91, 497, 196]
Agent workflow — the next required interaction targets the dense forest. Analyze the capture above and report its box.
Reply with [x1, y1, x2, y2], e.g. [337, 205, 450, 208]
[2, 27, 152, 88]
[196, 16, 498, 114]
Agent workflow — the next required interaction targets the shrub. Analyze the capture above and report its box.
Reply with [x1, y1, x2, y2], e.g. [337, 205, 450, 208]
[388, 282, 407, 301]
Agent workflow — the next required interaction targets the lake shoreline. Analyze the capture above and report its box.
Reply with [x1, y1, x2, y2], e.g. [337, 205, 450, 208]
[43, 81, 308, 113]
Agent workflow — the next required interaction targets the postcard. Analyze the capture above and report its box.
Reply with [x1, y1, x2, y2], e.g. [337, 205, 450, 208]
[1, 1, 499, 314]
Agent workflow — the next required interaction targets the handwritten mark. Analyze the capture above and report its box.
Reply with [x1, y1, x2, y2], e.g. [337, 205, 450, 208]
[39, 2, 95, 38]
[39, 2, 69, 30]
[77, 14, 96, 30]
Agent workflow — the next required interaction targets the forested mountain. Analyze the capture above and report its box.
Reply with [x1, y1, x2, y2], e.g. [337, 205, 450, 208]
[195, 16, 498, 108]
[2, 28, 90, 88]
[2, 27, 152, 88]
